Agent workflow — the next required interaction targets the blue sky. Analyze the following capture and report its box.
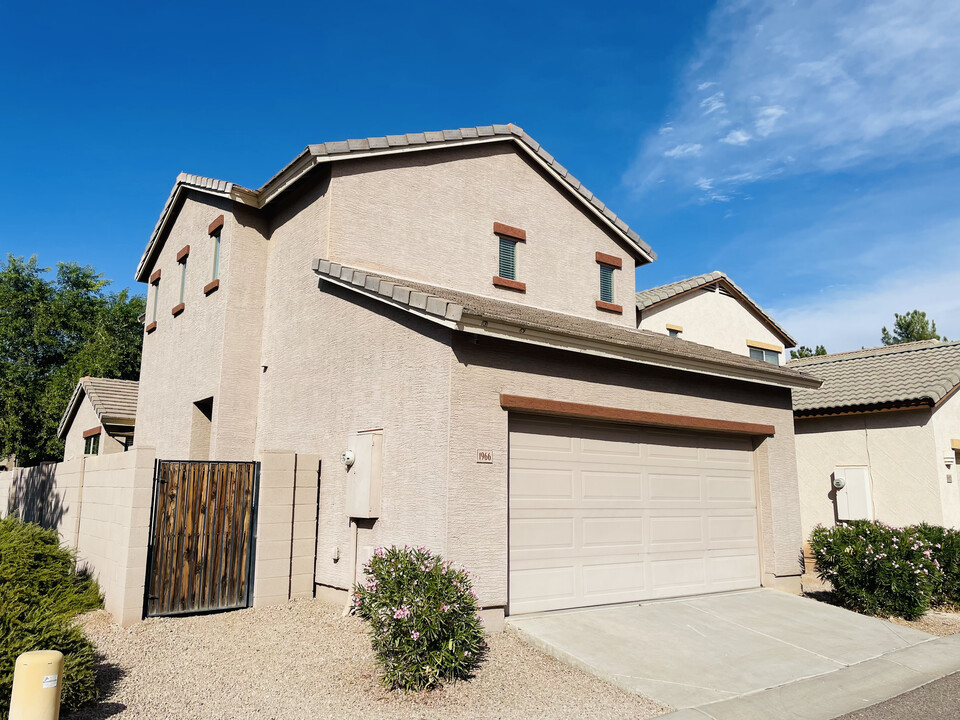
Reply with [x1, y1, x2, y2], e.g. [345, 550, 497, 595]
[2, 0, 957, 352]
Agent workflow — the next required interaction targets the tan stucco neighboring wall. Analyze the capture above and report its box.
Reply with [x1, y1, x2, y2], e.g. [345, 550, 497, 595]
[638, 288, 786, 362]
[447, 335, 803, 608]
[136, 192, 268, 461]
[932, 392, 960, 527]
[795, 410, 944, 540]
[62, 392, 124, 461]
[327, 143, 638, 326]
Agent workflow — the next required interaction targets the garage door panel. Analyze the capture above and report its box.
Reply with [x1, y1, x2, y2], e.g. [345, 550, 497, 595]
[509, 416, 761, 614]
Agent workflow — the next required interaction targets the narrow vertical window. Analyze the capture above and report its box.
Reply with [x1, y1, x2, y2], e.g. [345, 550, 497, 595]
[152, 281, 159, 321]
[212, 232, 221, 281]
[499, 237, 517, 280]
[599, 265, 614, 303]
[179, 259, 187, 303]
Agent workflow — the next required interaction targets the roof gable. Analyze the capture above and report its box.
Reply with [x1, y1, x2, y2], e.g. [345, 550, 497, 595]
[788, 340, 960, 416]
[636, 271, 796, 347]
[58, 377, 140, 439]
[137, 124, 656, 282]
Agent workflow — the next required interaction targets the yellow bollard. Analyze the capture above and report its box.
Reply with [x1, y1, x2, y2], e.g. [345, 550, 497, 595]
[9, 650, 64, 720]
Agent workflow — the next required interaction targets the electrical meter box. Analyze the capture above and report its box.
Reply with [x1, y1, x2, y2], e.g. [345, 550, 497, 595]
[834, 465, 873, 521]
[346, 431, 383, 519]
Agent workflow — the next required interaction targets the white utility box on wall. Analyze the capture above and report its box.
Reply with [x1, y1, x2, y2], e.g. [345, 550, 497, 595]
[834, 465, 873, 521]
[346, 430, 383, 519]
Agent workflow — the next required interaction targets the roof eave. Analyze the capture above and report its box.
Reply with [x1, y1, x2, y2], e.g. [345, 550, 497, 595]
[794, 399, 934, 419]
[57, 382, 86, 440]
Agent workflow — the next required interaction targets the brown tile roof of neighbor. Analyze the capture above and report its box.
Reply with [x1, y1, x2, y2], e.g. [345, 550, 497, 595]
[312, 259, 822, 391]
[57, 377, 139, 439]
[788, 340, 960, 416]
[636, 271, 796, 347]
[137, 124, 655, 282]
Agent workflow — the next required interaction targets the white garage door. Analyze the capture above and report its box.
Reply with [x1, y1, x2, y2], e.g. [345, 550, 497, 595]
[509, 416, 761, 614]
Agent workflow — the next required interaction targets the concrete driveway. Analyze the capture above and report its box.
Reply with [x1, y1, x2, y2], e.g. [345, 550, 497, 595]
[508, 589, 960, 717]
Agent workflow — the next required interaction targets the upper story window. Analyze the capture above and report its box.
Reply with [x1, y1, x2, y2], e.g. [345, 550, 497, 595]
[205, 215, 224, 296]
[177, 245, 189, 303]
[212, 231, 221, 281]
[83, 429, 100, 455]
[748, 341, 782, 365]
[666, 324, 683, 338]
[499, 237, 517, 280]
[492, 222, 527, 292]
[599, 265, 614, 303]
[594, 252, 623, 314]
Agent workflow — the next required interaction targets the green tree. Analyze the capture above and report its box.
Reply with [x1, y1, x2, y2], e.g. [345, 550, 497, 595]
[880, 310, 945, 345]
[0, 255, 145, 465]
[790, 345, 828, 359]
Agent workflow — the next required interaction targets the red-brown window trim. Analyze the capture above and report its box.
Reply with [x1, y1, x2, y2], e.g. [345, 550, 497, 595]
[208, 215, 225, 235]
[492, 276, 527, 292]
[171, 302, 185, 317]
[500, 394, 776, 436]
[149, 268, 162, 285]
[145, 321, 158, 333]
[595, 300, 623, 314]
[82, 426, 102, 439]
[203, 279, 220, 295]
[493, 222, 527, 242]
[176, 245, 190, 263]
[595, 251, 623, 269]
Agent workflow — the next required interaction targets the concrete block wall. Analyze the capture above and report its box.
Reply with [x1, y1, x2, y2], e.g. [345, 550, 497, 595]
[0, 470, 10, 515]
[253, 452, 319, 607]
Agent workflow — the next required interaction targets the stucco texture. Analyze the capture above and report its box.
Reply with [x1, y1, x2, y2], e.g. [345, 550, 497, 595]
[638, 287, 786, 362]
[933, 393, 960, 527]
[328, 144, 638, 326]
[794, 410, 952, 540]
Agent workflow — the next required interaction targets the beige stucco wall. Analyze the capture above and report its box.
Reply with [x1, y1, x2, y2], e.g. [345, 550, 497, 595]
[135, 192, 268, 461]
[932, 393, 960, 527]
[62, 392, 124, 462]
[328, 143, 638, 326]
[638, 287, 787, 363]
[795, 410, 946, 540]
[447, 335, 803, 607]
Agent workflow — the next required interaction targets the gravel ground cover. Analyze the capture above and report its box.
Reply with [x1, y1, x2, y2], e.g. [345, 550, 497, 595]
[66, 599, 668, 720]
[887, 610, 960, 637]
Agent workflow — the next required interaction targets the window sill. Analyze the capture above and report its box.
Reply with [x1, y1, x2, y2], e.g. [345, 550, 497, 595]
[492, 276, 526, 292]
[595, 300, 623, 314]
[145, 321, 158, 334]
[171, 302, 185, 317]
[203, 279, 220, 295]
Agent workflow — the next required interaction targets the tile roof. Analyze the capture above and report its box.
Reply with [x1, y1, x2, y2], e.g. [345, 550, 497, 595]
[57, 377, 139, 439]
[787, 340, 960, 415]
[138, 124, 655, 282]
[636, 271, 796, 346]
[312, 259, 821, 390]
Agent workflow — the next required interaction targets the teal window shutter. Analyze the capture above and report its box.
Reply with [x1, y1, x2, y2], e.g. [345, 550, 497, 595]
[499, 237, 517, 280]
[600, 265, 614, 303]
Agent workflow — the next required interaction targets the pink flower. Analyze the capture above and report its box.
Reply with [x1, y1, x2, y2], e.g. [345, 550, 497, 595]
[411, 631, 420, 640]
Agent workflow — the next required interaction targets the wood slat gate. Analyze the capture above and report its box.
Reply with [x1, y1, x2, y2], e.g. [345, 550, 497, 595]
[145, 460, 260, 618]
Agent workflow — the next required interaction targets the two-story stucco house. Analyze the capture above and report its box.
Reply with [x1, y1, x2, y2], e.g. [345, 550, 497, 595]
[133, 124, 820, 624]
[636, 271, 796, 365]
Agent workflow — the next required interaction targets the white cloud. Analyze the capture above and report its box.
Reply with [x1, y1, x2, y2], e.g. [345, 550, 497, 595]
[629, 0, 960, 199]
[700, 92, 726, 115]
[721, 129, 752, 145]
[695, 177, 714, 190]
[658, 125, 674, 135]
[664, 143, 702, 158]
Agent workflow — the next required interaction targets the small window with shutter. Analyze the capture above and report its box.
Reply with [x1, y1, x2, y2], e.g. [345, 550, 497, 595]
[599, 265, 614, 303]
[499, 237, 517, 281]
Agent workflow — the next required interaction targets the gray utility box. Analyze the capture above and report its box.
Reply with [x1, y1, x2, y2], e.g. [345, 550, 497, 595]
[346, 431, 383, 519]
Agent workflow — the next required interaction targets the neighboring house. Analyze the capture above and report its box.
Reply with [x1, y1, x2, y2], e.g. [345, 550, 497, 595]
[133, 123, 820, 623]
[636, 271, 796, 365]
[789, 340, 960, 541]
[58, 377, 139, 461]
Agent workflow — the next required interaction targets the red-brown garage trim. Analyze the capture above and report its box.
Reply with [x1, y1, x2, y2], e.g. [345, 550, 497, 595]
[499, 394, 776, 436]
[82, 426, 102, 439]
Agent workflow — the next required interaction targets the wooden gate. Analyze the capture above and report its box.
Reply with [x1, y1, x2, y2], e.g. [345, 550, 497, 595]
[145, 460, 259, 617]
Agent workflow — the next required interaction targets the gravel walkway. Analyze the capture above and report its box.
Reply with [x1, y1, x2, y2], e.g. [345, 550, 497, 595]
[66, 599, 668, 720]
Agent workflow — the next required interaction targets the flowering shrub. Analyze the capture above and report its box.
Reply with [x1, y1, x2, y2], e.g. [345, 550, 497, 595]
[909, 523, 960, 607]
[352, 545, 487, 691]
[809, 520, 941, 619]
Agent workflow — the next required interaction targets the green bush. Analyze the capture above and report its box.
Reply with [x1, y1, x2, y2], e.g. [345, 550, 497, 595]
[810, 520, 941, 620]
[0, 516, 103, 717]
[352, 545, 487, 691]
[909, 523, 960, 607]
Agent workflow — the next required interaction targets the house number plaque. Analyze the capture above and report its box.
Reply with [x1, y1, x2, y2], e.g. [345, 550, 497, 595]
[477, 450, 493, 464]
